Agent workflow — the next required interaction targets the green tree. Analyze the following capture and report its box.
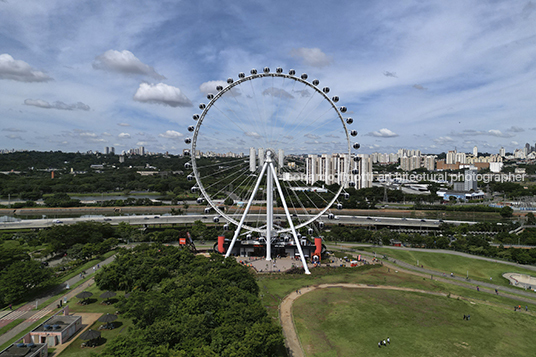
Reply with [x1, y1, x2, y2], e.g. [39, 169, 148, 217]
[500, 206, 514, 218]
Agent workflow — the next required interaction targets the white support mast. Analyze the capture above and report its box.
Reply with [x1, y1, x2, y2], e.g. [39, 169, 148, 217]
[225, 150, 311, 274]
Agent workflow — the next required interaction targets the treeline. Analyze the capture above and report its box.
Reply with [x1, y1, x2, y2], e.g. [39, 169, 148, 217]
[95, 244, 285, 356]
[413, 203, 501, 212]
[0, 246, 54, 306]
[0, 151, 187, 171]
[0, 170, 193, 199]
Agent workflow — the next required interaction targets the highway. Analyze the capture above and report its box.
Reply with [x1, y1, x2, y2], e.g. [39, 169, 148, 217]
[0, 213, 475, 230]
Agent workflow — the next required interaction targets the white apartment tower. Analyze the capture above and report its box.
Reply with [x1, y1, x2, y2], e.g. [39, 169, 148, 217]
[278, 149, 284, 168]
[446, 150, 456, 164]
[473, 146, 478, 157]
[258, 148, 264, 169]
[499, 147, 505, 157]
[424, 156, 435, 171]
[249, 147, 256, 172]
[306, 153, 372, 189]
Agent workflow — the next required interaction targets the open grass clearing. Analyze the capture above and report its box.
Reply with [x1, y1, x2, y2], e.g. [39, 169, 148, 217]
[357, 247, 536, 288]
[258, 265, 536, 322]
[293, 287, 536, 357]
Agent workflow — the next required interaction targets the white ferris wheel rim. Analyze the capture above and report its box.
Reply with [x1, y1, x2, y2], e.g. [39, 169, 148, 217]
[189, 69, 353, 234]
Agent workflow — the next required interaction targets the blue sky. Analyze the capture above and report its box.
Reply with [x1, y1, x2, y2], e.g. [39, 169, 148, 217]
[1, 0, 535, 155]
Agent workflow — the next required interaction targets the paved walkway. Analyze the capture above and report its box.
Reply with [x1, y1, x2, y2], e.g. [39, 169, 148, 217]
[0, 255, 115, 347]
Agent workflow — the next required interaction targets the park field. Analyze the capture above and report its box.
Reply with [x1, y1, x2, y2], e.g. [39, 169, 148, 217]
[293, 287, 536, 357]
[356, 247, 536, 287]
[259, 262, 536, 357]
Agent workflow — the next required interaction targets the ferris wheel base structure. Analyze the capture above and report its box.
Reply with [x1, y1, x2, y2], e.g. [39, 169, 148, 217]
[216, 235, 326, 265]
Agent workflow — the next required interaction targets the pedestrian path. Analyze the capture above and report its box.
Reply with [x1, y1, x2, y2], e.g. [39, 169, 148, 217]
[0, 311, 32, 326]
[0, 254, 116, 347]
[26, 308, 55, 323]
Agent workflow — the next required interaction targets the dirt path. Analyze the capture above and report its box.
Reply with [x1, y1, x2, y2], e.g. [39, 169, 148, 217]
[279, 283, 454, 357]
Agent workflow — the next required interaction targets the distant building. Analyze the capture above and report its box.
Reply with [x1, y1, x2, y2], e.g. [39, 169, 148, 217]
[249, 147, 256, 172]
[473, 146, 478, 156]
[258, 148, 264, 169]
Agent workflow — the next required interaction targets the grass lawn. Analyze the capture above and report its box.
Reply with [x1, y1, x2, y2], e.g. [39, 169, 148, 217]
[293, 287, 536, 357]
[258, 265, 536, 322]
[357, 247, 536, 288]
[58, 284, 132, 356]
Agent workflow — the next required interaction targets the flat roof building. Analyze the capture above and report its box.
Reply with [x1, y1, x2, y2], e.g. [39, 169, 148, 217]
[0, 342, 47, 357]
[30, 315, 82, 347]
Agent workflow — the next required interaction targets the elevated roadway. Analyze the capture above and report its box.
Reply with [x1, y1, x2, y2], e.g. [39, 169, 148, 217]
[0, 214, 475, 230]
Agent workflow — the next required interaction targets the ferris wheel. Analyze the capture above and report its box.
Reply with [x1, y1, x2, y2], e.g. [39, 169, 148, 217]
[184, 67, 359, 273]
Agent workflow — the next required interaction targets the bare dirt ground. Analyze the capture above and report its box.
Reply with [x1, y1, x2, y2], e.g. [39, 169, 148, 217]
[503, 273, 536, 290]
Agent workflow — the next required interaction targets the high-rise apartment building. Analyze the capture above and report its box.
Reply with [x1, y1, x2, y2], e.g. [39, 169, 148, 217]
[464, 168, 478, 192]
[424, 156, 435, 171]
[499, 147, 505, 157]
[249, 147, 256, 172]
[305, 153, 372, 189]
[258, 148, 264, 169]
[455, 152, 466, 164]
[473, 146, 478, 156]
[446, 150, 456, 164]
[278, 149, 284, 168]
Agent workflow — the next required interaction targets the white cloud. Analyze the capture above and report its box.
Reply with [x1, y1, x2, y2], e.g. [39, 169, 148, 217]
[367, 128, 399, 137]
[2, 128, 26, 132]
[511, 141, 519, 146]
[487, 129, 514, 138]
[449, 129, 515, 138]
[133, 83, 192, 107]
[304, 133, 320, 139]
[78, 131, 97, 137]
[262, 88, 294, 99]
[117, 123, 130, 127]
[24, 99, 90, 111]
[6, 134, 23, 140]
[290, 48, 332, 68]
[159, 130, 183, 139]
[92, 50, 165, 80]
[199, 80, 228, 94]
[244, 131, 262, 138]
[434, 136, 455, 145]
[506, 126, 524, 133]
[118, 133, 131, 138]
[0, 54, 52, 82]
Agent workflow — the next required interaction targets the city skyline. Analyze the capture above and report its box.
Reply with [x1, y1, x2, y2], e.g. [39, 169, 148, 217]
[1, 1, 535, 155]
